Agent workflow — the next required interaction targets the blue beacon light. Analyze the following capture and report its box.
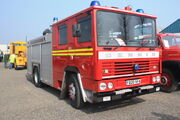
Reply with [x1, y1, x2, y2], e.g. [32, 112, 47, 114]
[90, 0, 101, 6]
[136, 9, 144, 13]
[53, 17, 58, 23]
[53, 17, 56, 21]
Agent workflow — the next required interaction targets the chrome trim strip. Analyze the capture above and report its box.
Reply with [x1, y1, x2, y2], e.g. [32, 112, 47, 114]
[102, 74, 134, 79]
[102, 71, 159, 79]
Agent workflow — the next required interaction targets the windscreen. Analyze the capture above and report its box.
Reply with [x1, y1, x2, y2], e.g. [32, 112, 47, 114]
[97, 10, 157, 47]
[14, 44, 25, 46]
[163, 36, 180, 47]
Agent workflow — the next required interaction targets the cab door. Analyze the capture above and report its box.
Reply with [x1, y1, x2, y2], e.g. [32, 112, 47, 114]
[72, 12, 94, 79]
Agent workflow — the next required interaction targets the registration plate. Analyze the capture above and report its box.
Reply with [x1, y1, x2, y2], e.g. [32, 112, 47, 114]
[126, 79, 141, 86]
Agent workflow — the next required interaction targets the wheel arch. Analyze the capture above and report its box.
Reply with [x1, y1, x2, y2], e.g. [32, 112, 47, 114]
[59, 66, 79, 99]
[64, 66, 79, 73]
[60, 66, 88, 103]
[163, 61, 180, 80]
[32, 62, 40, 73]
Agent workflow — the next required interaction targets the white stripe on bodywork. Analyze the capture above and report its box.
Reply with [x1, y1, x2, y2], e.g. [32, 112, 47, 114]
[99, 51, 159, 60]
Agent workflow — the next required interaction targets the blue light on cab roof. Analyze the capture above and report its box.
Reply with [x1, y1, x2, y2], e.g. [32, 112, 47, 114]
[90, 0, 101, 6]
[136, 9, 144, 13]
[53, 17, 56, 21]
[53, 17, 58, 23]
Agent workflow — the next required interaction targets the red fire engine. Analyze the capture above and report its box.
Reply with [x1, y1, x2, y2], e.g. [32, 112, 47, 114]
[157, 33, 180, 92]
[26, 1, 161, 108]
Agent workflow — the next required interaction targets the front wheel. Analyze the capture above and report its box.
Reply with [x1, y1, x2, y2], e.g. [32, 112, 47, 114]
[68, 74, 84, 109]
[161, 69, 178, 93]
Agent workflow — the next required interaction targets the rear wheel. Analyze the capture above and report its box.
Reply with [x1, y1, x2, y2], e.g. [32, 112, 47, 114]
[68, 74, 84, 109]
[33, 68, 43, 87]
[14, 64, 18, 70]
[161, 69, 178, 92]
[14, 61, 18, 70]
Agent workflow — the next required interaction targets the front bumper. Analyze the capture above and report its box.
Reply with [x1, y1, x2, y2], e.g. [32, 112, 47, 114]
[91, 84, 161, 103]
[16, 65, 26, 68]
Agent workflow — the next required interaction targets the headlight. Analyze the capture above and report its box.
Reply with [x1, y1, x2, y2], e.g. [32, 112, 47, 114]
[156, 76, 161, 82]
[100, 83, 107, 90]
[108, 82, 113, 89]
[152, 77, 156, 82]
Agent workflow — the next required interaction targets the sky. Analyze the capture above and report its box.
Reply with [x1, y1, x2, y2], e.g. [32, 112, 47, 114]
[0, 0, 180, 44]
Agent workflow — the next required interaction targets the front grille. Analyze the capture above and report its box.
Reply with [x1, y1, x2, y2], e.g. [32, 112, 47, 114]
[102, 60, 159, 77]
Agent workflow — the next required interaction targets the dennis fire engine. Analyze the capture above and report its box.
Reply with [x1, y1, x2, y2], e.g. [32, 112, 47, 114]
[157, 33, 180, 92]
[26, 1, 161, 108]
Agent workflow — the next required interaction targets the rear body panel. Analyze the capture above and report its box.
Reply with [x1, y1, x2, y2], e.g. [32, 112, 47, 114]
[27, 34, 53, 86]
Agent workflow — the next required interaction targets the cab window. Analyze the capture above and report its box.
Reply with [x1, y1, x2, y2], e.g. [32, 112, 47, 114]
[59, 24, 67, 45]
[78, 16, 92, 43]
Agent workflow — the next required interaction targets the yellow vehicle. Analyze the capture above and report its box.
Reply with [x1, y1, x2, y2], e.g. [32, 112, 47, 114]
[10, 41, 27, 69]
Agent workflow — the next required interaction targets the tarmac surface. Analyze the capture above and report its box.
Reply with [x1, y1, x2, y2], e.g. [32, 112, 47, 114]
[0, 63, 180, 120]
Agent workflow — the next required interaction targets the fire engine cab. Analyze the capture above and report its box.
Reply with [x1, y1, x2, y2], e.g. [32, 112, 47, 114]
[26, 1, 161, 108]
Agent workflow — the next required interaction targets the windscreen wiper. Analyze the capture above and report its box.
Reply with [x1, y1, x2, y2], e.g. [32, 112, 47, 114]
[136, 39, 150, 50]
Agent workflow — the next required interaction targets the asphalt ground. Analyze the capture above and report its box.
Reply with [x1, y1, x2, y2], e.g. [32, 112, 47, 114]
[0, 62, 180, 120]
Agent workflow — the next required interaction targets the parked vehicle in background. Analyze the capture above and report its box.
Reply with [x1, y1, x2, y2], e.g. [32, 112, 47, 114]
[26, 1, 161, 109]
[157, 33, 180, 92]
[0, 44, 10, 55]
[10, 41, 27, 69]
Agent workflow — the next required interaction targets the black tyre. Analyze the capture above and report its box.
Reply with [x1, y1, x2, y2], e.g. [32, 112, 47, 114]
[14, 64, 18, 70]
[161, 69, 178, 93]
[33, 68, 43, 87]
[68, 74, 84, 109]
[14, 61, 18, 70]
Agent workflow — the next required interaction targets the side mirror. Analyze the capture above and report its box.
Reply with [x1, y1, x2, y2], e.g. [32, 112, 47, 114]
[7, 46, 10, 49]
[72, 24, 81, 37]
[156, 37, 161, 47]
